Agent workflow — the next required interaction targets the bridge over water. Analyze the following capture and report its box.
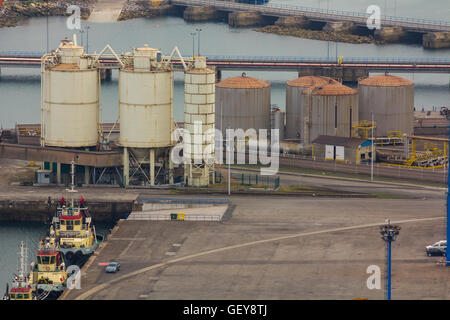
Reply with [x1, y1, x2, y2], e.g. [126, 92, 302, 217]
[1, 52, 450, 82]
[170, 0, 450, 33]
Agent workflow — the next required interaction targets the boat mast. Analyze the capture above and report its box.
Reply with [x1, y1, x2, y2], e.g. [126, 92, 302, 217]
[17, 241, 27, 281]
[66, 160, 78, 208]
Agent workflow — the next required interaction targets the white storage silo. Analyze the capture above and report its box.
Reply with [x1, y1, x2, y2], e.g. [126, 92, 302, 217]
[41, 39, 99, 147]
[117, 45, 175, 186]
[184, 56, 216, 187]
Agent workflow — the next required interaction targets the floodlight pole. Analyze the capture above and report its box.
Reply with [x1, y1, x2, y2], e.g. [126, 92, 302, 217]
[447, 124, 450, 266]
[380, 220, 400, 300]
[371, 112, 374, 181]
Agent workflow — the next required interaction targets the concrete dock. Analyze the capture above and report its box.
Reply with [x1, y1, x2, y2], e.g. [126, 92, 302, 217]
[62, 195, 449, 300]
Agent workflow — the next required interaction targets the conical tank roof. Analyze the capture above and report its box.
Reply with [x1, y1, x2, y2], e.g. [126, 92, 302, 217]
[216, 75, 269, 89]
[287, 76, 333, 88]
[359, 75, 414, 87]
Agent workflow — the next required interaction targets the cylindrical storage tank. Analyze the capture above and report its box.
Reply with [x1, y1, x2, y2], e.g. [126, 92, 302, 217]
[184, 56, 216, 174]
[117, 46, 174, 148]
[302, 82, 358, 145]
[358, 75, 414, 137]
[215, 75, 270, 134]
[285, 76, 332, 140]
[42, 41, 99, 147]
[271, 108, 285, 140]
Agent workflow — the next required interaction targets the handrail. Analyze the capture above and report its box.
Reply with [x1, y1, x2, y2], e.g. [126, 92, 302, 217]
[170, 0, 450, 30]
[1, 52, 450, 64]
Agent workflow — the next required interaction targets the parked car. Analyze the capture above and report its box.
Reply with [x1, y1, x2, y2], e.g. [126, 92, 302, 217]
[105, 262, 121, 273]
[426, 240, 447, 257]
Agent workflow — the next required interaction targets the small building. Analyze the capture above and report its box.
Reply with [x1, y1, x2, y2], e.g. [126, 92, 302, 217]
[312, 135, 374, 164]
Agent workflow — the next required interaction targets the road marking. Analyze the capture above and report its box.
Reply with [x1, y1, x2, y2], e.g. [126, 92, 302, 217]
[73, 216, 444, 300]
[173, 243, 182, 247]
[165, 252, 176, 256]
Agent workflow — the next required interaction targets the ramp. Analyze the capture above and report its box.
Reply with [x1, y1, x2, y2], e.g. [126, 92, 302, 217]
[88, 0, 126, 23]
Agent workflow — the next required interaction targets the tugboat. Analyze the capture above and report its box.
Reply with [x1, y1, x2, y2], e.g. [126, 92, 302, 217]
[28, 235, 67, 299]
[3, 242, 36, 300]
[51, 161, 103, 266]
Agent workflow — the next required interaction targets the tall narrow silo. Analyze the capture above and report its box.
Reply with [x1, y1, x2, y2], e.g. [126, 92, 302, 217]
[184, 56, 216, 187]
[285, 76, 333, 140]
[358, 75, 414, 137]
[117, 45, 174, 186]
[41, 39, 100, 148]
[301, 82, 358, 145]
[271, 107, 285, 140]
[215, 74, 270, 134]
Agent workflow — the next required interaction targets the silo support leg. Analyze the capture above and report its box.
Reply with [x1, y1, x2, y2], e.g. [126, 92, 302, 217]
[123, 147, 129, 187]
[150, 149, 155, 186]
[56, 163, 61, 185]
[169, 150, 174, 185]
[85, 166, 90, 185]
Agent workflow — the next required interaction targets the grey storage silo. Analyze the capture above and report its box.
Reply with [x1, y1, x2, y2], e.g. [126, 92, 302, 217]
[358, 75, 414, 137]
[215, 75, 271, 134]
[271, 108, 285, 140]
[301, 82, 359, 145]
[285, 76, 333, 140]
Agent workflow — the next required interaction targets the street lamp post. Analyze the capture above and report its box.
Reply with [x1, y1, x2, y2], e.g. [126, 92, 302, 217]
[226, 128, 231, 196]
[86, 26, 90, 54]
[380, 220, 401, 300]
[195, 28, 202, 56]
[79, 29, 84, 47]
[447, 123, 450, 266]
[190, 32, 196, 57]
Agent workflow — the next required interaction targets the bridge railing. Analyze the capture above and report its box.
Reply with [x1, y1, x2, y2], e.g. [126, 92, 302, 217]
[171, 0, 450, 30]
[205, 55, 450, 64]
[1, 51, 450, 65]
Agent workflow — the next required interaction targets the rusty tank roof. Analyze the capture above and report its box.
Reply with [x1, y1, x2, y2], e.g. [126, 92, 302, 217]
[216, 75, 270, 89]
[359, 75, 414, 87]
[303, 82, 357, 96]
[287, 76, 333, 88]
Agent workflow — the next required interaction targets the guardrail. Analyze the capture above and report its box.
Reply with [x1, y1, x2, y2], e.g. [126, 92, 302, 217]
[136, 197, 231, 205]
[170, 0, 450, 31]
[128, 213, 222, 221]
[1, 52, 450, 64]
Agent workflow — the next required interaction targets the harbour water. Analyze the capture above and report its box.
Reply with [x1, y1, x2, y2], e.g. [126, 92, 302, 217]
[1, 11, 450, 128]
[0, 0, 450, 291]
[0, 221, 113, 294]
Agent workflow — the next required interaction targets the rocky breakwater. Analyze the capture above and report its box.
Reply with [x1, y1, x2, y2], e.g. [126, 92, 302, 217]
[118, 0, 181, 21]
[255, 25, 385, 45]
[0, 0, 95, 28]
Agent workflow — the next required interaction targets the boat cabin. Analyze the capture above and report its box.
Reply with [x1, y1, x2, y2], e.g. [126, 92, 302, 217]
[8, 287, 33, 300]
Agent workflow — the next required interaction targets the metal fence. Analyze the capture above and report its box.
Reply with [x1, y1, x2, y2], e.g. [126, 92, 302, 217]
[216, 171, 280, 189]
[128, 213, 222, 221]
[279, 154, 448, 184]
[136, 197, 231, 205]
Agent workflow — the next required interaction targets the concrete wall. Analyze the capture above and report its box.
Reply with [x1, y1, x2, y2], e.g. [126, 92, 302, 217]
[0, 200, 134, 222]
[228, 11, 275, 28]
[423, 32, 450, 49]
